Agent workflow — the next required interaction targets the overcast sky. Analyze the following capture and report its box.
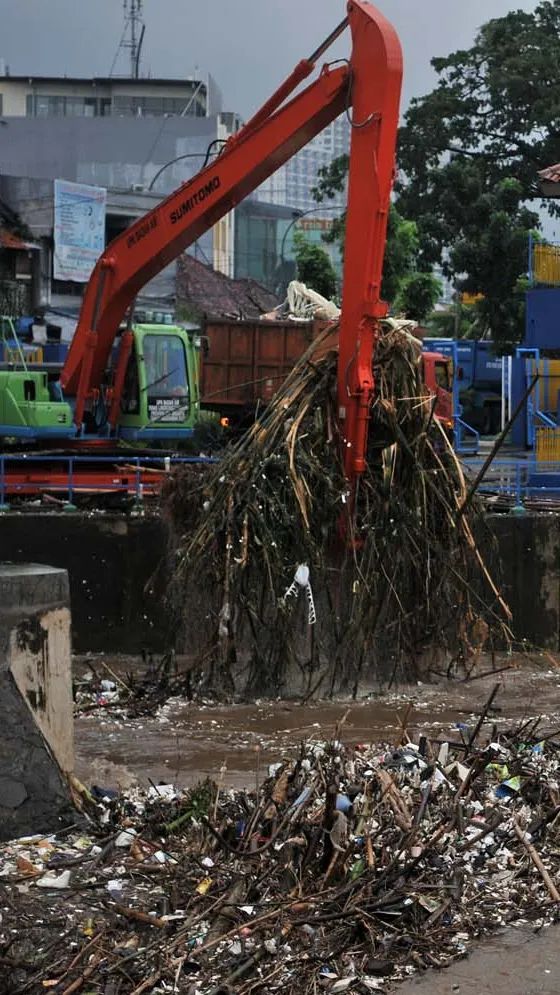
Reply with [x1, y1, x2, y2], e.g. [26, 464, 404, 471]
[0, 0, 538, 116]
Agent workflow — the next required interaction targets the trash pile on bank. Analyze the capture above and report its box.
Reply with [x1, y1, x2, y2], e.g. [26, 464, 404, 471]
[3, 703, 559, 994]
[163, 322, 511, 697]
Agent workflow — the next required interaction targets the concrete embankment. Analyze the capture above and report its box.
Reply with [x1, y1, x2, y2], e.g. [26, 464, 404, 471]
[0, 511, 558, 654]
[0, 563, 75, 840]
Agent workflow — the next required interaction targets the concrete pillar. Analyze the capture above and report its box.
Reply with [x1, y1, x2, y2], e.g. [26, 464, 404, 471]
[0, 564, 75, 841]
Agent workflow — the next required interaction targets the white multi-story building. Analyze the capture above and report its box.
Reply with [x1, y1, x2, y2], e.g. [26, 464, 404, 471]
[255, 117, 350, 214]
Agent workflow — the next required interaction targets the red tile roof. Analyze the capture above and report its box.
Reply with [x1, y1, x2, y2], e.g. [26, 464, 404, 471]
[0, 228, 39, 251]
[177, 254, 279, 319]
[539, 164, 560, 183]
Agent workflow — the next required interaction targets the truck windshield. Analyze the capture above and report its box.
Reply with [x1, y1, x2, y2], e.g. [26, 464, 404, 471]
[143, 334, 189, 423]
[435, 361, 451, 391]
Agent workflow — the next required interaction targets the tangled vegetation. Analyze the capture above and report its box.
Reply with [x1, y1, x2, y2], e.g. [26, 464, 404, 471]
[163, 324, 510, 697]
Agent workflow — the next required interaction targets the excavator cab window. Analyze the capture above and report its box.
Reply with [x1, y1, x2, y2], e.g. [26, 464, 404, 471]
[121, 345, 140, 414]
[143, 334, 189, 423]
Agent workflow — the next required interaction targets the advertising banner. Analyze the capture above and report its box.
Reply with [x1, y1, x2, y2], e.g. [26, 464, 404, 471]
[54, 179, 106, 282]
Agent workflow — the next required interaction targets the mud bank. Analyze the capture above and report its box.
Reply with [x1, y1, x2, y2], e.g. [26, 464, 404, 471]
[397, 925, 560, 994]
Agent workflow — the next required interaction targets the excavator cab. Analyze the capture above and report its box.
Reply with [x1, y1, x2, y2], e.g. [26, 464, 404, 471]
[0, 315, 75, 441]
[0, 321, 201, 444]
[116, 324, 200, 442]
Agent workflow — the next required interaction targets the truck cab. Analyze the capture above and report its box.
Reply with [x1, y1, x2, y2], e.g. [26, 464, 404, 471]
[421, 351, 454, 433]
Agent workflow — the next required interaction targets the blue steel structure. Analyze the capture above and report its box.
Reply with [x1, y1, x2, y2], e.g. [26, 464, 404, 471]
[515, 236, 560, 447]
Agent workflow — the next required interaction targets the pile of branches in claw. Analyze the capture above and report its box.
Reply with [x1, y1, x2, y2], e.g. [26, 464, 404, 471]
[162, 323, 511, 698]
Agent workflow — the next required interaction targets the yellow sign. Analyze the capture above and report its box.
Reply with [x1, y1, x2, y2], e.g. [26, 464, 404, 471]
[298, 218, 334, 232]
[533, 243, 560, 286]
[460, 293, 484, 306]
[536, 428, 560, 463]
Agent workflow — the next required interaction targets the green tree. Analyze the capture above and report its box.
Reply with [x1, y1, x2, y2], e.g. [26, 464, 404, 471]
[427, 305, 481, 340]
[313, 160, 420, 303]
[292, 230, 338, 300]
[395, 2, 560, 346]
[398, 2, 560, 204]
[395, 272, 442, 323]
[399, 155, 538, 346]
[382, 207, 419, 303]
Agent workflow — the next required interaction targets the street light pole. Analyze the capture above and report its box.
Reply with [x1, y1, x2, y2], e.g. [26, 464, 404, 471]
[279, 204, 340, 266]
[280, 210, 304, 265]
[277, 204, 341, 296]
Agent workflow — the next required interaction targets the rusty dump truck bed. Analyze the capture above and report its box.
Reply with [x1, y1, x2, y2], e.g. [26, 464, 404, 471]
[200, 317, 329, 411]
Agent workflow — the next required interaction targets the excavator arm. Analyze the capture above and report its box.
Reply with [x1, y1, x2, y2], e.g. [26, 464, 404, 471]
[60, 0, 402, 483]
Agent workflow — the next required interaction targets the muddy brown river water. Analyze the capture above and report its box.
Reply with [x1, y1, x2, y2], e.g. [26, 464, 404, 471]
[74, 657, 560, 792]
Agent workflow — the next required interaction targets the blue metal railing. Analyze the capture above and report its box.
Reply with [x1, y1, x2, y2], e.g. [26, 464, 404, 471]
[463, 456, 560, 503]
[3, 452, 560, 509]
[0, 453, 218, 507]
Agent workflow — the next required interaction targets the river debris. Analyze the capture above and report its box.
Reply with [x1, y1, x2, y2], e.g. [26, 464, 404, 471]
[74, 652, 211, 719]
[2, 698, 559, 994]
[163, 322, 511, 697]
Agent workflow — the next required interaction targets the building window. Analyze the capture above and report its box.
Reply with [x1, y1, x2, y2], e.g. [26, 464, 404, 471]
[38, 95, 65, 117]
[65, 97, 85, 117]
[26, 93, 103, 118]
[14, 252, 32, 281]
[112, 92, 206, 117]
[24, 88, 207, 119]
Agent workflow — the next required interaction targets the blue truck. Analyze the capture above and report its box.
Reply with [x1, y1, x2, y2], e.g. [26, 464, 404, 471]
[422, 338, 503, 436]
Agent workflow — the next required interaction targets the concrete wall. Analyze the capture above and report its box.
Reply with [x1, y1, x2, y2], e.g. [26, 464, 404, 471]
[0, 511, 558, 656]
[0, 79, 28, 116]
[0, 564, 75, 840]
[0, 514, 170, 653]
[0, 115, 217, 191]
[488, 513, 560, 650]
[9, 606, 74, 772]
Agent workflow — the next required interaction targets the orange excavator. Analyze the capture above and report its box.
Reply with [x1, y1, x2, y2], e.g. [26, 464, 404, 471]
[63, 0, 402, 485]
[1, 2, 405, 494]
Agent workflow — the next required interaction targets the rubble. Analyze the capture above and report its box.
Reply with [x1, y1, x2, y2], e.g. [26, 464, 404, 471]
[2, 696, 559, 994]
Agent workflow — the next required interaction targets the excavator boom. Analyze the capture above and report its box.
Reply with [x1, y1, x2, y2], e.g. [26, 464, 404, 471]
[60, 1, 403, 483]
